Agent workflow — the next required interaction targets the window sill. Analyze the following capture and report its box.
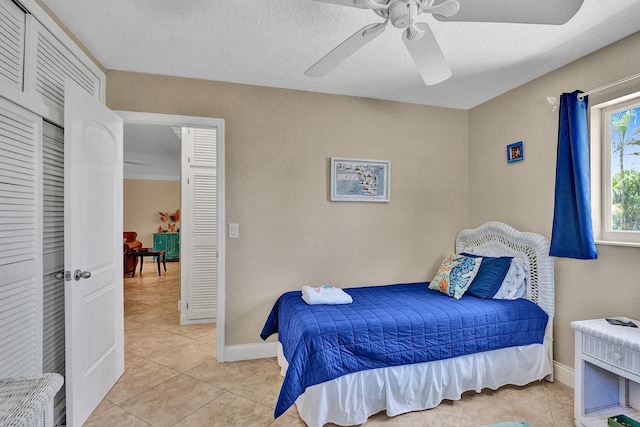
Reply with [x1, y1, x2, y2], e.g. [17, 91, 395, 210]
[595, 240, 640, 248]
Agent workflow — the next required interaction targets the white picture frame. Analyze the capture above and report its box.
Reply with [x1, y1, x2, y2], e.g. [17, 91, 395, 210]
[330, 157, 390, 202]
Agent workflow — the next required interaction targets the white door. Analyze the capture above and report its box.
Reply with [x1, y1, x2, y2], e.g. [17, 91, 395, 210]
[64, 81, 124, 427]
[181, 127, 218, 323]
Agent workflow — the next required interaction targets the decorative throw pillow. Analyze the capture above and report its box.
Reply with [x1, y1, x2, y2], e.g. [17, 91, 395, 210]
[428, 253, 482, 299]
[493, 257, 528, 300]
[463, 254, 513, 299]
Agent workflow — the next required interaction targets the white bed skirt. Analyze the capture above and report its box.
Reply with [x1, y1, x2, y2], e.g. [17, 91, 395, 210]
[277, 342, 553, 427]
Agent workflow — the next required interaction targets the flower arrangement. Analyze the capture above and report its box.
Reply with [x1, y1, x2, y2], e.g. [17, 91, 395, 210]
[159, 210, 180, 223]
[159, 210, 180, 232]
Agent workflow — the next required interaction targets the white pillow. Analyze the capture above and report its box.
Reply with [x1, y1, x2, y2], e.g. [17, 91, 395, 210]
[493, 257, 528, 300]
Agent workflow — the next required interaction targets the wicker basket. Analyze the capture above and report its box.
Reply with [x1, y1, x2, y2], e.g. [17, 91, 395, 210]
[0, 374, 64, 427]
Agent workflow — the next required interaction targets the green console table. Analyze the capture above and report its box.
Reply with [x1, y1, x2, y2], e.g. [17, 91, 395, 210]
[153, 232, 180, 260]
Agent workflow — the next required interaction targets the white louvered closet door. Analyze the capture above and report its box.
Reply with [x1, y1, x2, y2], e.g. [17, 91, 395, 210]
[0, 96, 43, 378]
[25, 15, 102, 125]
[42, 121, 66, 425]
[0, 0, 25, 98]
[182, 127, 217, 322]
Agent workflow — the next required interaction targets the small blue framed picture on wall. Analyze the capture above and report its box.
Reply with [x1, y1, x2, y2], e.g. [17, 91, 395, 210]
[507, 141, 524, 163]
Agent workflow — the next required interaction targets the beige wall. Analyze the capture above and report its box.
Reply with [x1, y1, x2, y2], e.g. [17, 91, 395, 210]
[123, 179, 180, 254]
[108, 34, 640, 365]
[468, 33, 640, 368]
[106, 72, 469, 345]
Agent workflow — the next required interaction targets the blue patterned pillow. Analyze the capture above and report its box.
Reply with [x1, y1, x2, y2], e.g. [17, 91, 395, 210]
[428, 253, 482, 299]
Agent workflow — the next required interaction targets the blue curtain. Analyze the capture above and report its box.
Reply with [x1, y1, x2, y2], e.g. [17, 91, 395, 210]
[549, 90, 598, 259]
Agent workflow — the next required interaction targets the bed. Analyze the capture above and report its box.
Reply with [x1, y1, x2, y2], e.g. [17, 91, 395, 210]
[260, 221, 555, 427]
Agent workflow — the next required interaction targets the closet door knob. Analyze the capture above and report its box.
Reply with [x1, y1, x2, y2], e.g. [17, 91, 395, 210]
[74, 269, 92, 281]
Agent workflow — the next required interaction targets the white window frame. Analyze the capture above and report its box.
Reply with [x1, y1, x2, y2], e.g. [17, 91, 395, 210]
[591, 90, 640, 246]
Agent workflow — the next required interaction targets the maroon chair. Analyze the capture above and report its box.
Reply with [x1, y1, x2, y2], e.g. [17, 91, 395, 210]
[123, 231, 143, 277]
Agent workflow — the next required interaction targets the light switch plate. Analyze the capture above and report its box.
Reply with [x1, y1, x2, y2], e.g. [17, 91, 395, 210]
[229, 223, 239, 238]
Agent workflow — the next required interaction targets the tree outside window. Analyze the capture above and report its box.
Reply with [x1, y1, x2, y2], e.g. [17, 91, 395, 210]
[610, 107, 640, 230]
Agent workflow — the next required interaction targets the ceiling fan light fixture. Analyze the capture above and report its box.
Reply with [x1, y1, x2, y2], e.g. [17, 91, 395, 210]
[389, 0, 419, 28]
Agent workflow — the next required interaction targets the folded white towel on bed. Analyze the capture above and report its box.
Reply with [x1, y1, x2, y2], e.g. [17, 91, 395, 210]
[302, 285, 353, 305]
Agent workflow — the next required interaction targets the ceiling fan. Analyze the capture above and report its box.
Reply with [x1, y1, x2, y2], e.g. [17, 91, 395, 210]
[305, 0, 584, 85]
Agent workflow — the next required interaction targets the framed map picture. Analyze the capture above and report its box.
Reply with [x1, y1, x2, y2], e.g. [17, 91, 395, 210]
[331, 158, 390, 202]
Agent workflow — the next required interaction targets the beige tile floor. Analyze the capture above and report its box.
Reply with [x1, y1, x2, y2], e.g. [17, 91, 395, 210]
[85, 261, 575, 426]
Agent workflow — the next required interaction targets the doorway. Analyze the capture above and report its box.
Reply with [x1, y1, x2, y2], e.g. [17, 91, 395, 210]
[123, 122, 181, 289]
[118, 111, 225, 362]
[122, 121, 181, 364]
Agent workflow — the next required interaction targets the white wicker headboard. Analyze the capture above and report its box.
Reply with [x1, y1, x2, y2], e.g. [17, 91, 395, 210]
[455, 222, 555, 318]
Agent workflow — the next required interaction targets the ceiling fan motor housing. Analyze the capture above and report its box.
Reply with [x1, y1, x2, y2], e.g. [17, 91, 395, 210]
[389, 0, 419, 28]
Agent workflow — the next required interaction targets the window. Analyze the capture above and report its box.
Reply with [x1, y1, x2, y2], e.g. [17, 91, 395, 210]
[591, 91, 640, 245]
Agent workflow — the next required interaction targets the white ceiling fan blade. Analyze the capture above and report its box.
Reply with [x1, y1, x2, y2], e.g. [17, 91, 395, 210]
[433, 0, 583, 25]
[308, 0, 368, 9]
[402, 22, 451, 86]
[305, 22, 387, 77]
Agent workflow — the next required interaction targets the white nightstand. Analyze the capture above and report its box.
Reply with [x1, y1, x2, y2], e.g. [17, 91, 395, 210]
[572, 319, 640, 427]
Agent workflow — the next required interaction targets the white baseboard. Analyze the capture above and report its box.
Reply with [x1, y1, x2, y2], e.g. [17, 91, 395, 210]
[223, 342, 277, 362]
[553, 360, 574, 388]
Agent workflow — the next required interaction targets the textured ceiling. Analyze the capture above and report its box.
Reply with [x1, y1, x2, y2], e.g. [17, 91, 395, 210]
[123, 123, 180, 180]
[42, 0, 640, 109]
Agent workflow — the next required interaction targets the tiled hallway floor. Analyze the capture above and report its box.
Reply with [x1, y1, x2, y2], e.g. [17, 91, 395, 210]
[84, 261, 575, 426]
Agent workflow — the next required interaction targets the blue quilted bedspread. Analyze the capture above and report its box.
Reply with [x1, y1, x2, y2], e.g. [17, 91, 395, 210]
[260, 282, 548, 418]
